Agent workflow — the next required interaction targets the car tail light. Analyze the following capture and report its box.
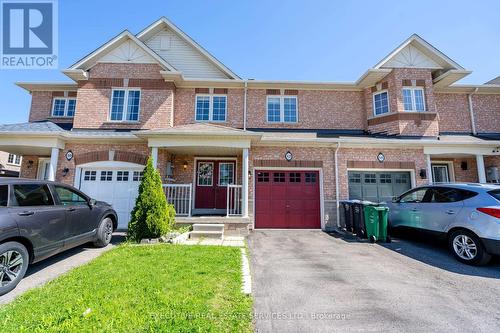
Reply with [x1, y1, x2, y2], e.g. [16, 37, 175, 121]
[477, 207, 500, 219]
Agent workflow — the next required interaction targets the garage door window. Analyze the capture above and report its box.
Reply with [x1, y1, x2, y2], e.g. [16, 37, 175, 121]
[117, 171, 129, 181]
[100, 171, 113, 181]
[289, 172, 301, 183]
[380, 174, 392, 183]
[257, 172, 269, 182]
[305, 172, 317, 183]
[395, 174, 409, 184]
[84, 171, 96, 181]
[364, 174, 376, 183]
[133, 171, 144, 181]
[349, 173, 361, 183]
[273, 172, 285, 182]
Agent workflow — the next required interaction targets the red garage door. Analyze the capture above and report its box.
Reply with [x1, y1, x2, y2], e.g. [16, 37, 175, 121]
[255, 170, 321, 228]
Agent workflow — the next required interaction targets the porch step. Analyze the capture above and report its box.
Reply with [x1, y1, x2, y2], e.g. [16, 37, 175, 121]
[192, 223, 225, 232]
[189, 230, 224, 240]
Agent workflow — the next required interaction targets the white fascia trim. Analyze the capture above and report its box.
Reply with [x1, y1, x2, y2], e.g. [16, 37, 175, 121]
[16, 82, 78, 92]
[136, 17, 240, 80]
[373, 34, 465, 70]
[68, 30, 179, 73]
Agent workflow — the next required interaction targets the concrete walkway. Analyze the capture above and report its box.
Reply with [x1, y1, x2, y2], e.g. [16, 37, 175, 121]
[0, 233, 125, 305]
[248, 230, 500, 333]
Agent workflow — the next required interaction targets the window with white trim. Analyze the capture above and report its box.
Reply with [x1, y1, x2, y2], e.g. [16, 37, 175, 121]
[52, 98, 77, 117]
[195, 94, 227, 122]
[7, 154, 21, 165]
[373, 91, 389, 116]
[402, 87, 425, 111]
[266, 95, 298, 123]
[110, 89, 141, 121]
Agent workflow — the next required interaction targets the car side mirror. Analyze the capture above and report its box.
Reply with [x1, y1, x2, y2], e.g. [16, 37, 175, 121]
[88, 198, 96, 208]
[392, 196, 399, 203]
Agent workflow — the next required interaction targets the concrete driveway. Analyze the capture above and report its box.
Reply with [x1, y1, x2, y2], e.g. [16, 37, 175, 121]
[248, 230, 500, 333]
[0, 232, 125, 305]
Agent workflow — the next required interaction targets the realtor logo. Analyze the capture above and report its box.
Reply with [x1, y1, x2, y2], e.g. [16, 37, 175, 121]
[1, 0, 58, 69]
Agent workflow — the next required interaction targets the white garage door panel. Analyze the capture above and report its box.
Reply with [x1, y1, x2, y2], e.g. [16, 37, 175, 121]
[79, 168, 143, 229]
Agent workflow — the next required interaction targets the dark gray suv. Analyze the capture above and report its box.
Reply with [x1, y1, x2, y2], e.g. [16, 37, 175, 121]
[0, 179, 117, 295]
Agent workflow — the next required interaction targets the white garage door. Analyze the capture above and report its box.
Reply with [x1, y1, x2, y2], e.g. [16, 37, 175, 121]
[79, 164, 144, 229]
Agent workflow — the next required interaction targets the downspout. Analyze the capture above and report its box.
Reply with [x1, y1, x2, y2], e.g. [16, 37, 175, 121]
[334, 142, 341, 229]
[467, 88, 478, 135]
[243, 80, 248, 130]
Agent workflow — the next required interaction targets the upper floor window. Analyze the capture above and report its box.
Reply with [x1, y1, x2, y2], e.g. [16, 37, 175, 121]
[373, 91, 389, 116]
[267, 96, 298, 123]
[110, 89, 141, 122]
[52, 98, 76, 117]
[195, 94, 227, 122]
[7, 154, 21, 165]
[402, 87, 425, 111]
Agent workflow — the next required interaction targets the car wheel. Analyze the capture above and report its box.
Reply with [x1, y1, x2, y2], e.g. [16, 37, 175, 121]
[0, 242, 29, 296]
[448, 229, 491, 266]
[93, 217, 114, 248]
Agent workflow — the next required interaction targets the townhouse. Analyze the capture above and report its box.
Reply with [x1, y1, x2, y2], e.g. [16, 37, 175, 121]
[1, 17, 499, 233]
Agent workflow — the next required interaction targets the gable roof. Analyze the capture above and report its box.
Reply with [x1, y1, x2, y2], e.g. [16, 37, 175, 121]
[68, 30, 179, 73]
[373, 34, 465, 71]
[136, 17, 240, 80]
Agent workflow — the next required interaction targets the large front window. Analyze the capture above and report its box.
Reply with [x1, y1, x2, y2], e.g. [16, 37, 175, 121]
[195, 95, 227, 122]
[52, 98, 76, 117]
[110, 89, 141, 121]
[267, 96, 298, 123]
[373, 91, 389, 116]
[402, 87, 425, 111]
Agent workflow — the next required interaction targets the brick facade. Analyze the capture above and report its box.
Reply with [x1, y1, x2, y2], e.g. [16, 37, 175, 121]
[472, 94, 500, 134]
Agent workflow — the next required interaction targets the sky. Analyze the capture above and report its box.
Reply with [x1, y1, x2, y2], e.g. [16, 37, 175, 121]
[0, 0, 499, 124]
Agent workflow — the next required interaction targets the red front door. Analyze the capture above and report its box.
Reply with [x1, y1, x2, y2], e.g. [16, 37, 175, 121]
[195, 160, 236, 210]
[255, 170, 321, 228]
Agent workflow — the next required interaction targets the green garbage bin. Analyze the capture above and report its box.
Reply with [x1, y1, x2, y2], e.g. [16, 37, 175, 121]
[363, 206, 390, 243]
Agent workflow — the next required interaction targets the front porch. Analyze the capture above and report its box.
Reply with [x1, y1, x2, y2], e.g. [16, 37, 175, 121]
[424, 141, 500, 184]
[134, 123, 261, 230]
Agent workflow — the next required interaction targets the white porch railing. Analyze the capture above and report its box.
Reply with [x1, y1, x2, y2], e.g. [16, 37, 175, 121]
[227, 184, 242, 216]
[163, 184, 192, 217]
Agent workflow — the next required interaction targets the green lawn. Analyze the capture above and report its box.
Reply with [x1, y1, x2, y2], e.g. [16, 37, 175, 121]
[0, 245, 252, 333]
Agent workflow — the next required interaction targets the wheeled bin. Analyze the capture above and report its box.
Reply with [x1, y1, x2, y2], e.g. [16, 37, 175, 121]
[363, 206, 390, 243]
[351, 201, 377, 238]
[339, 200, 356, 233]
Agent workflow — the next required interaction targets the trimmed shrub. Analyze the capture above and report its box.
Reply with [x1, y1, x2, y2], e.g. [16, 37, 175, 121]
[128, 157, 175, 242]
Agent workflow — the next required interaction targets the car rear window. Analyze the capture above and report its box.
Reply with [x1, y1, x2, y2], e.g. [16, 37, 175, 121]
[489, 190, 500, 201]
[0, 185, 8, 206]
[12, 184, 54, 206]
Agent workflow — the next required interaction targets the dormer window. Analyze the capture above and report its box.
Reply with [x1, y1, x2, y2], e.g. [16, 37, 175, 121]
[110, 89, 141, 122]
[373, 91, 389, 116]
[52, 98, 76, 117]
[402, 87, 425, 111]
[195, 89, 227, 122]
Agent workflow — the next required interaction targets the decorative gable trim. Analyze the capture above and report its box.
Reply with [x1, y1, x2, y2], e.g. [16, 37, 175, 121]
[68, 30, 179, 74]
[373, 34, 465, 71]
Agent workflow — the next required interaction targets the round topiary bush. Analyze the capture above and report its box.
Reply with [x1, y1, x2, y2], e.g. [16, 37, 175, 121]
[128, 157, 176, 242]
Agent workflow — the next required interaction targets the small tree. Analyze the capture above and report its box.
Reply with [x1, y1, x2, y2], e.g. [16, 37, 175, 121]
[128, 157, 175, 242]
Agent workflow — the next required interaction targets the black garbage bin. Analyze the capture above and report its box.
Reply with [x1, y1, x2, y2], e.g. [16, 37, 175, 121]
[338, 201, 348, 230]
[341, 200, 357, 233]
[351, 200, 378, 238]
